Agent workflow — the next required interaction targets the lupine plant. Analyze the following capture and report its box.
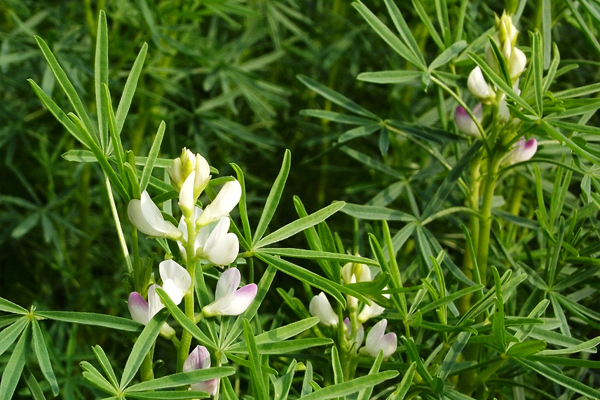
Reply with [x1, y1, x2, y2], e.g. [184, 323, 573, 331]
[2, 0, 600, 399]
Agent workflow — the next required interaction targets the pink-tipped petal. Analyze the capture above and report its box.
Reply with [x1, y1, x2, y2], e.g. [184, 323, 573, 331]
[191, 379, 219, 396]
[128, 292, 150, 325]
[184, 346, 211, 372]
[202, 268, 241, 316]
[521, 138, 537, 160]
[454, 104, 482, 137]
[509, 137, 537, 164]
[380, 332, 398, 358]
[218, 284, 257, 316]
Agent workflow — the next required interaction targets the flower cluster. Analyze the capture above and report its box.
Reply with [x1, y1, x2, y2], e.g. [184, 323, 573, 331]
[127, 148, 242, 266]
[309, 262, 397, 359]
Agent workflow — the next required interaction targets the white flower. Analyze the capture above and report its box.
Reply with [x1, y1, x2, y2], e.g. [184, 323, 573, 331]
[196, 180, 242, 227]
[168, 148, 211, 198]
[128, 260, 191, 324]
[179, 207, 239, 266]
[341, 262, 371, 309]
[127, 191, 182, 240]
[202, 268, 257, 317]
[454, 104, 483, 137]
[184, 346, 218, 396]
[362, 319, 397, 359]
[468, 67, 495, 101]
[507, 137, 537, 164]
[509, 47, 527, 81]
[309, 292, 338, 327]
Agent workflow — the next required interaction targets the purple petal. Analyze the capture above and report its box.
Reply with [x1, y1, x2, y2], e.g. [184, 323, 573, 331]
[128, 292, 150, 325]
[218, 284, 257, 316]
[183, 345, 211, 372]
[191, 378, 219, 395]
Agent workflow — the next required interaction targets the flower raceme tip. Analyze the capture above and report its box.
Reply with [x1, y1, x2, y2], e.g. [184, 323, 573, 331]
[202, 268, 257, 317]
[184, 346, 218, 395]
[168, 148, 211, 198]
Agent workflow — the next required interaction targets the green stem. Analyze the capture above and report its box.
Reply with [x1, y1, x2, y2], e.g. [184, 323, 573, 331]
[140, 345, 155, 382]
[177, 212, 200, 372]
[475, 154, 502, 285]
[104, 175, 133, 274]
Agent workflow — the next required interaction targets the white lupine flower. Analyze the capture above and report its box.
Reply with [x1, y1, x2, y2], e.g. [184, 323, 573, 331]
[128, 260, 191, 325]
[196, 180, 242, 227]
[127, 191, 182, 240]
[179, 171, 197, 216]
[159, 260, 192, 305]
[363, 319, 397, 359]
[178, 207, 239, 266]
[468, 67, 495, 101]
[309, 292, 338, 327]
[507, 137, 537, 164]
[202, 268, 257, 317]
[168, 148, 211, 198]
[454, 104, 483, 137]
[184, 346, 219, 396]
[509, 47, 527, 81]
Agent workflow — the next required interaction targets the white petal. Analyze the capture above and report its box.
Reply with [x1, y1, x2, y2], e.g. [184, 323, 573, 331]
[510, 47, 527, 80]
[468, 67, 494, 100]
[147, 285, 165, 319]
[364, 319, 396, 358]
[358, 301, 386, 323]
[202, 268, 240, 316]
[128, 199, 164, 237]
[179, 171, 197, 215]
[162, 279, 185, 305]
[194, 154, 211, 197]
[341, 263, 353, 284]
[356, 325, 365, 348]
[190, 379, 219, 396]
[196, 180, 241, 226]
[184, 345, 211, 372]
[355, 264, 371, 283]
[309, 292, 338, 327]
[217, 284, 257, 316]
[159, 260, 192, 293]
[128, 292, 150, 325]
[498, 97, 510, 122]
[366, 319, 387, 350]
[204, 232, 239, 266]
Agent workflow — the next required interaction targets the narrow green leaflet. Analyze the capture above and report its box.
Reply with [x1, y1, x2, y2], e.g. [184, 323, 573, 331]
[103, 84, 126, 182]
[34, 36, 98, 142]
[139, 121, 166, 192]
[243, 319, 268, 400]
[357, 351, 383, 400]
[231, 163, 252, 244]
[31, 319, 59, 396]
[24, 369, 47, 400]
[228, 338, 333, 355]
[126, 368, 235, 392]
[116, 43, 148, 133]
[300, 371, 399, 400]
[437, 332, 471, 380]
[331, 346, 343, 386]
[383, 0, 426, 66]
[357, 71, 422, 85]
[255, 201, 345, 248]
[229, 317, 319, 349]
[95, 10, 109, 150]
[387, 362, 416, 400]
[352, 1, 425, 69]
[0, 317, 29, 357]
[428, 41, 467, 71]
[92, 345, 119, 389]
[36, 311, 140, 332]
[0, 297, 27, 314]
[300, 109, 376, 125]
[297, 75, 379, 119]
[270, 360, 298, 400]
[253, 150, 291, 246]
[0, 324, 31, 400]
[260, 248, 378, 266]
[81, 360, 116, 394]
[120, 311, 169, 389]
[517, 358, 600, 398]
[341, 203, 415, 222]
[126, 392, 209, 399]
